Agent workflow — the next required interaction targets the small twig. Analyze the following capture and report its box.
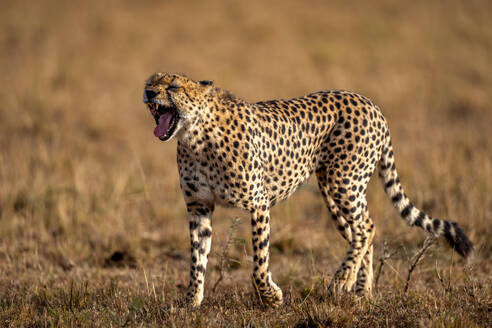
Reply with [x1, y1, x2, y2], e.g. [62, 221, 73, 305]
[375, 239, 402, 290]
[404, 236, 436, 293]
[374, 239, 391, 290]
[435, 261, 452, 293]
[143, 267, 150, 295]
[435, 247, 457, 294]
[212, 217, 241, 292]
[298, 286, 314, 308]
[383, 260, 405, 283]
[366, 296, 386, 313]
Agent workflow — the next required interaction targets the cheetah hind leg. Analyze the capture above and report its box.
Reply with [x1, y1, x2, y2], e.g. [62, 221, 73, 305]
[326, 202, 375, 296]
[316, 170, 353, 245]
[324, 195, 375, 296]
[354, 244, 374, 296]
[326, 205, 374, 297]
[317, 171, 374, 296]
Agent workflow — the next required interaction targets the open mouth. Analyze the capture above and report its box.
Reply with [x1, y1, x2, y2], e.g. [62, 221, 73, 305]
[149, 103, 179, 141]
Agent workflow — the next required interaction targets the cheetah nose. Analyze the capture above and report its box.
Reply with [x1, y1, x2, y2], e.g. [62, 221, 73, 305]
[145, 90, 158, 100]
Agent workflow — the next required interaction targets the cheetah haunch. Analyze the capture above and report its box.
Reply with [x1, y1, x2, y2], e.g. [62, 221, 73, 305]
[143, 73, 473, 308]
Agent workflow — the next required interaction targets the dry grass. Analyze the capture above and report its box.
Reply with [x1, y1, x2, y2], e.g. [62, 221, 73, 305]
[1, 0, 491, 326]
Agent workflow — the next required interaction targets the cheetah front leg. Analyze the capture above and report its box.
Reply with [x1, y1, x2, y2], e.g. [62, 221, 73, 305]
[250, 207, 283, 307]
[185, 202, 214, 307]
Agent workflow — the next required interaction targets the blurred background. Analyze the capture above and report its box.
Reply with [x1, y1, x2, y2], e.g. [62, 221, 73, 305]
[0, 0, 491, 325]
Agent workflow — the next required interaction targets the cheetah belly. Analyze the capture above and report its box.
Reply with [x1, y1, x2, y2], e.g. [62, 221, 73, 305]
[262, 155, 319, 205]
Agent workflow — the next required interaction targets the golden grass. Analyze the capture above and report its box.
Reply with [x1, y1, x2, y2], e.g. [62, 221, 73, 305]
[1, 0, 491, 326]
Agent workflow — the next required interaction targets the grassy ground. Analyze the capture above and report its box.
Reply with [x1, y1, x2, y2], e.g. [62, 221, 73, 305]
[1, 0, 491, 326]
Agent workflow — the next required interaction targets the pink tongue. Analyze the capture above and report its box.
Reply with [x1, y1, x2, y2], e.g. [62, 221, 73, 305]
[154, 112, 173, 138]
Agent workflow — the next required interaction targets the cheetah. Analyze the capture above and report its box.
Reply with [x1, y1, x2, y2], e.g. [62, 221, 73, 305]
[142, 73, 474, 308]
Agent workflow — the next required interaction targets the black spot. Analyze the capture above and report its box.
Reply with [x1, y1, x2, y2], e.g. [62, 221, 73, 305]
[433, 218, 441, 231]
[199, 228, 212, 237]
[401, 203, 414, 218]
[392, 193, 402, 202]
[189, 221, 198, 230]
[197, 207, 209, 216]
[414, 211, 425, 227]
[186, 183, 198, 192]
[385, 179, 395, 189]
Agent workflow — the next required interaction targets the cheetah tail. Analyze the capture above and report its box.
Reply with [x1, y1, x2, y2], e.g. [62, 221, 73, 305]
[378, 139, 474, 259]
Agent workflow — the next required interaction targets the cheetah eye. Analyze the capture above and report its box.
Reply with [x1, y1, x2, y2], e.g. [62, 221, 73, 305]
[199, 80, 213, 86]
[167, 85, 182, 92]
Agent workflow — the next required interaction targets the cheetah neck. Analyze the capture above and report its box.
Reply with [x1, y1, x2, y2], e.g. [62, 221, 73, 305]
[177, 90, 253, 156]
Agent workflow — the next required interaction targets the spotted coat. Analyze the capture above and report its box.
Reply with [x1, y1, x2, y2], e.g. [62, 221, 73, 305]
[143, 73, 474, 307]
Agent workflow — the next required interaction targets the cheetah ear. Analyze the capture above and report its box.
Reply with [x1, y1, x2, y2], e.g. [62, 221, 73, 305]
[198, 80, 214, 94]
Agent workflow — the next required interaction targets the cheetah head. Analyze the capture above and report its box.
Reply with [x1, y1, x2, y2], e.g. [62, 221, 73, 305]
[143, 73, 213, 141]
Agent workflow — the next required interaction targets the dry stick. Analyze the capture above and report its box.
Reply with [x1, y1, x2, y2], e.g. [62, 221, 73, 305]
[374, 239, 390, 290]
[434, 261, 452, 294]
[435, 245, 456, 294]
[212, 217, 241, 292]
[404, 236, 436, 293]
[375, 239, 402, 290]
